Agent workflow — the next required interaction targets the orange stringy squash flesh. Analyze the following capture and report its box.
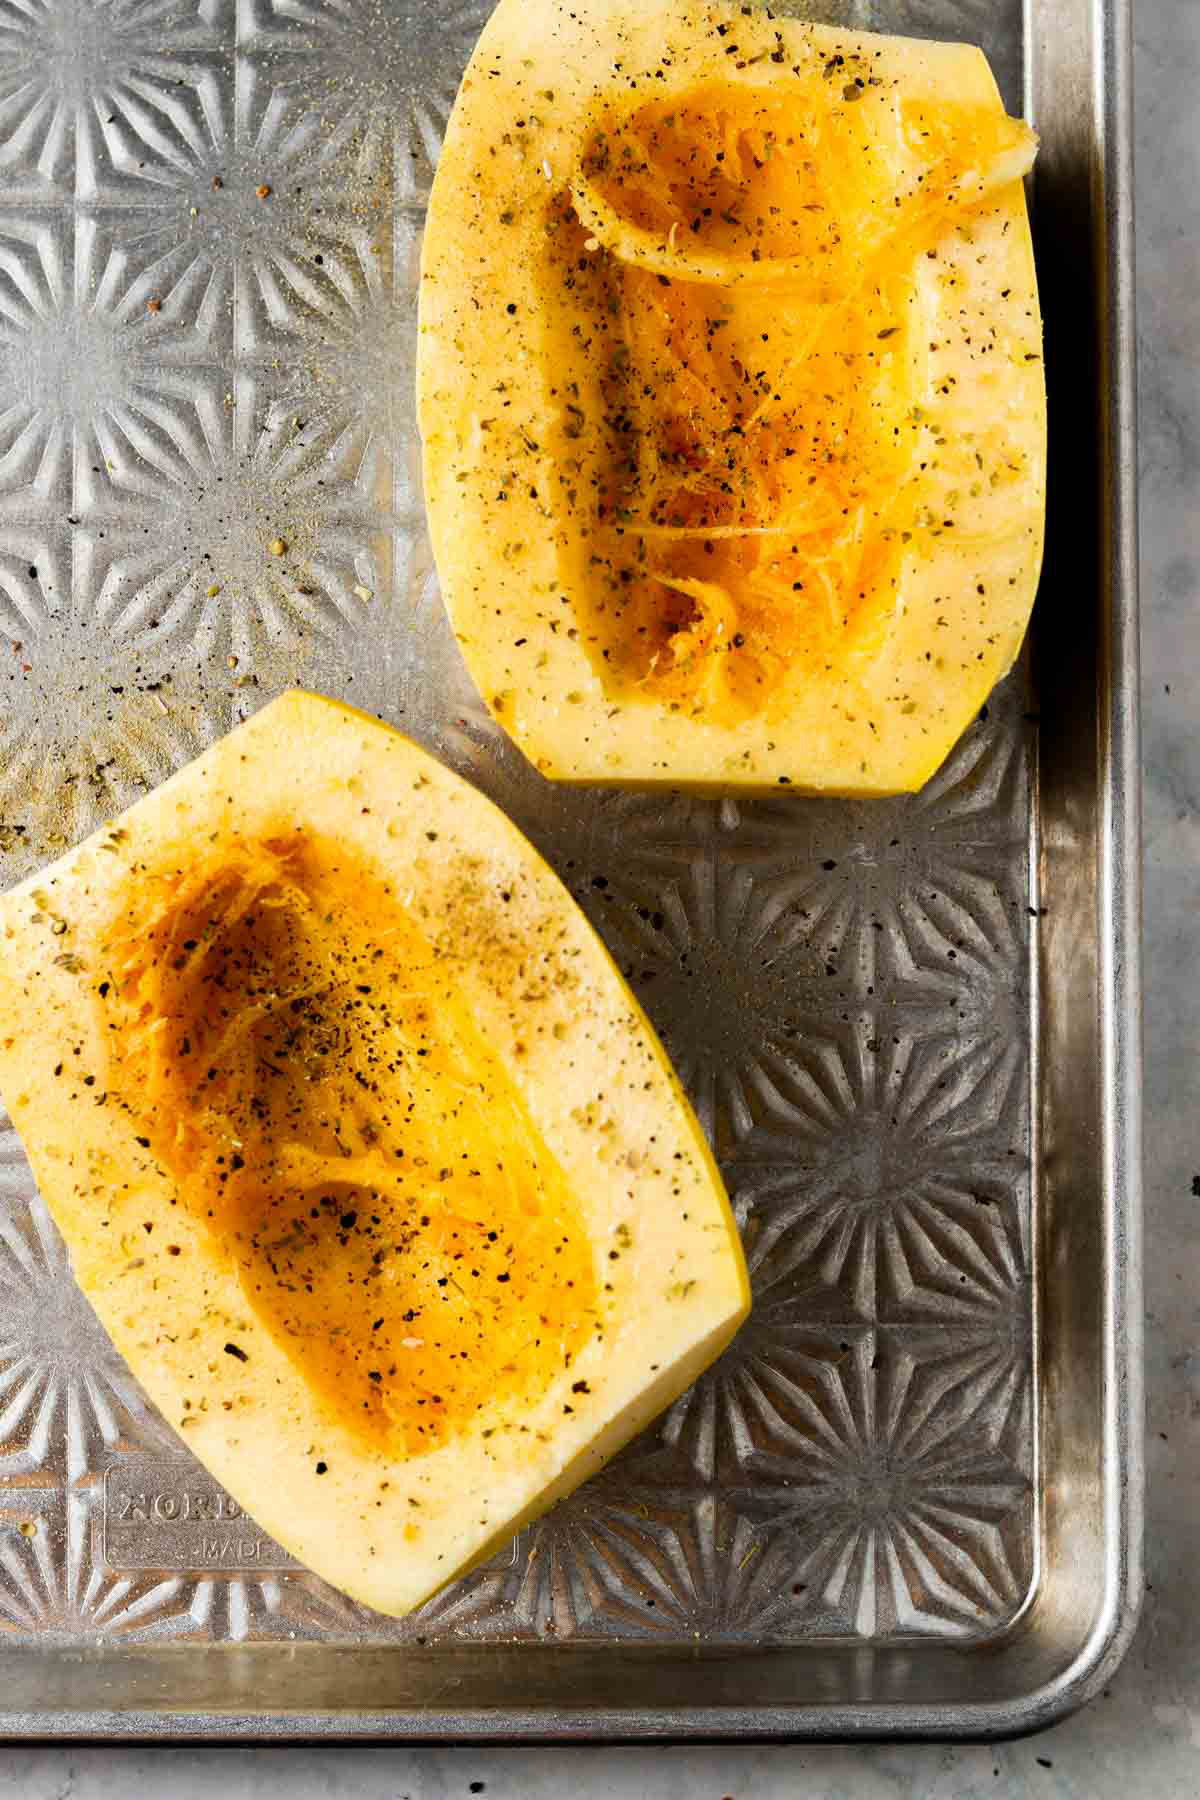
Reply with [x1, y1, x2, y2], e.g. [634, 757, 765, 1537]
[553, 79, 1035, 723]
[102, 834, 597, 1460]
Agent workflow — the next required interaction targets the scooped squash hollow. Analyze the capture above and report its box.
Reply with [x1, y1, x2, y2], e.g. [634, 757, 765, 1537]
[0, 692, 748, 1616]
[418, 0, 1046, 792]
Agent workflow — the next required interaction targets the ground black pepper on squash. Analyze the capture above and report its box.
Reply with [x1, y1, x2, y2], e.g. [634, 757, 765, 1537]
[418, 0, 1046, 791]
[0, 692, 748, 1615]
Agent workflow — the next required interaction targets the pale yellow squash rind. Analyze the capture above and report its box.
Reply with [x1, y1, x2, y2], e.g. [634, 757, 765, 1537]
[418, 0, 1046, 792]
[0, 692, 748, 1616]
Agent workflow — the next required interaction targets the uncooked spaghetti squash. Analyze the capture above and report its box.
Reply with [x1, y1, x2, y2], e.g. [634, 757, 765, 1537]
[418, 0, 1046, 791]
[0, 693, 747, 1615]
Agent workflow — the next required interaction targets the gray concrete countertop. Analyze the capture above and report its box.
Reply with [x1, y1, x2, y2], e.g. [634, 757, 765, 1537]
[4, 0, 1195, 1794]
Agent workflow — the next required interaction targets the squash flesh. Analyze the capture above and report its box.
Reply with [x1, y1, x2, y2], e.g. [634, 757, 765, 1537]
[103, 833, 597, 1462]
[418, 0, 1047, 791]
[566, 82, 1035, 722]
[0, 693, 749, 1615]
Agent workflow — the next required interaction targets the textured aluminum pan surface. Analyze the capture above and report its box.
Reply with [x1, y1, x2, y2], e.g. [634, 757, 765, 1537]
[0, 0, 1139, 1739]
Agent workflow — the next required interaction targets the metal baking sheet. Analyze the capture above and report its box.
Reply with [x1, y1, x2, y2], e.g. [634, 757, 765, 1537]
[0, 0, 1140, 1740]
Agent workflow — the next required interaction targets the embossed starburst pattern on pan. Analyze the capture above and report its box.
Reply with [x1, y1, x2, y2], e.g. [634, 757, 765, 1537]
[0, 0, 1035, 1650]
[0, 1115, 174, 1485]
[240, 0, 494, 199]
